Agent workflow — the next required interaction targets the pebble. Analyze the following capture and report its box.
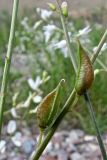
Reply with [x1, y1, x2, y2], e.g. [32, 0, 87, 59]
[1, 122, 105, 160]
[0, 140, 6, 153]
[70, 152, 85, 160]
[22, 139, 35, 154]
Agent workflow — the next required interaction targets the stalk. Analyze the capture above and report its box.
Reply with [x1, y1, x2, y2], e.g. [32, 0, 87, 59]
[55, 0, 107, 159]
[31, 1, 107, 159]
[37, 128, 44, 148]
[91, 30, 107, 64]
[0, 0, 19, 134]
[56, 0, 77, 73]
[84, 92, 107, 160]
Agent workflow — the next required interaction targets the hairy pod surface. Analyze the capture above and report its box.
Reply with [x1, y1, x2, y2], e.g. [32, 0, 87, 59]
[75, 42, 94, 95]
[36, 79, 65, 130]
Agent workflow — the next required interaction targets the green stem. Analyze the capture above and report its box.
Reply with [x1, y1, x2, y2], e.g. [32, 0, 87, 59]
[0, 0, 19, 134]
[37, 128, 44, 148]
[31, 2, 107, 160]
[84, 92, 107, 160]
[56, 0, 77, 73]
[56, 1, 107, 159]
[91, 30, 107, 64]
[30, 89, 77, 160]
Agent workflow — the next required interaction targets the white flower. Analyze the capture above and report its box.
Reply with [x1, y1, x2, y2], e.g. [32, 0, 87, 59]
[21, 17, 31, 32]
[37, 8, 52, 20]
[53, 40, 68, 58]
[7, 120, 17, 135]
[33, 95, 42, 103]
[43, 24, 56, 42]
[0, 140, 6, 153]
[78, 26, 91, 36]
[28, 76, 43, 91]
[53, 40, 67, 48]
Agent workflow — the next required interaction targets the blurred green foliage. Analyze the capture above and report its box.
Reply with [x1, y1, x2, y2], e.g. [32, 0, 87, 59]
[0, 8, 107, 134]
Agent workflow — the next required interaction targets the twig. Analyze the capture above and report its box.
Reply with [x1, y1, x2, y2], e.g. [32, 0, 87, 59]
[0, 0, 19, 134]
[84, 92, 107, 160]
[31, 1, 107, 159]
[56, 0, 77, 73]
[55, 1, 107, 159]
[91, 30, 107, 64]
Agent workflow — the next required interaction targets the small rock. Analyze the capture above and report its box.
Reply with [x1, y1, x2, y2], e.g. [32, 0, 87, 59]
[22, 139, 34, 154]
[84, 135, 96, 142]
[41, 155, 56, 160]
[70, 152, 85, 160]
[8, 156, 24, 160]
[11, 132, 22, 147]
[69, 131, 79, 143]
[0, 140, 6, 153]
[75, 129, 84, 138]
[57, 149, 68, 160]
[7, 120, 17, 135]
[0, 154, 7, 160]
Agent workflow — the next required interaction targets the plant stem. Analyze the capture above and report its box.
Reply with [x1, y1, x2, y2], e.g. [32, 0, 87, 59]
[84, 92, 107, 160]
[31, 2, 107, 160]
[56, 1, 107, 159]
[56, 0, 77, 73]
[37, 128, 44, 148]
[0, 0, 19, 134]
[91, 30, 107, 64]
[30, 89, 77, 160]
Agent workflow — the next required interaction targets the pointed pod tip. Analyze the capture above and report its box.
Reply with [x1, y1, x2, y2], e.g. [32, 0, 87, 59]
[60, 79, 66, 85]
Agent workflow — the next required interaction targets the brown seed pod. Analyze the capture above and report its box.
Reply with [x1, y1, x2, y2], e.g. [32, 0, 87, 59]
[75, 41, 94, 95]
[36, 79, 65, 130]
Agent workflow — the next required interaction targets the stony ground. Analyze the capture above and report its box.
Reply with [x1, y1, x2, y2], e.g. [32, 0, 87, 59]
[1, 121, 107, 160]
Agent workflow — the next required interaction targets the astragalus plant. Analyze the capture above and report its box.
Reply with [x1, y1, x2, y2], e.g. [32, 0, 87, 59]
[0, 1, 107, 160]
[30, 1, 107, 160]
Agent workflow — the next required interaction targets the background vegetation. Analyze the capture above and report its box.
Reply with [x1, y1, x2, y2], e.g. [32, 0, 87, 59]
[0, 7, 107, 134]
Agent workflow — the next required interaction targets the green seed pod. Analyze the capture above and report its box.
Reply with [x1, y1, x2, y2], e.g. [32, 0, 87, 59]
[47, 3, 56, 11]
[75, 41, 94, 95]
[36, 79, 65, 130]
[61, 2, 68, 17]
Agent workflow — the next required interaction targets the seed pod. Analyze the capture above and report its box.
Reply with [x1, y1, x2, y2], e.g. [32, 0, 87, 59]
[47, 3, 56, 11]
[61, 1, 68, 17]
[75, 41, 94, 95]
[36, 79, 65, 130]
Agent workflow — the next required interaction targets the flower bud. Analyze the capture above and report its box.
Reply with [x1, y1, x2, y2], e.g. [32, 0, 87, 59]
[61, 1, 68, 17]
[47, 3, 56, 11]
[75, 41, 94, 95]
[36, 79, 65, 130]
